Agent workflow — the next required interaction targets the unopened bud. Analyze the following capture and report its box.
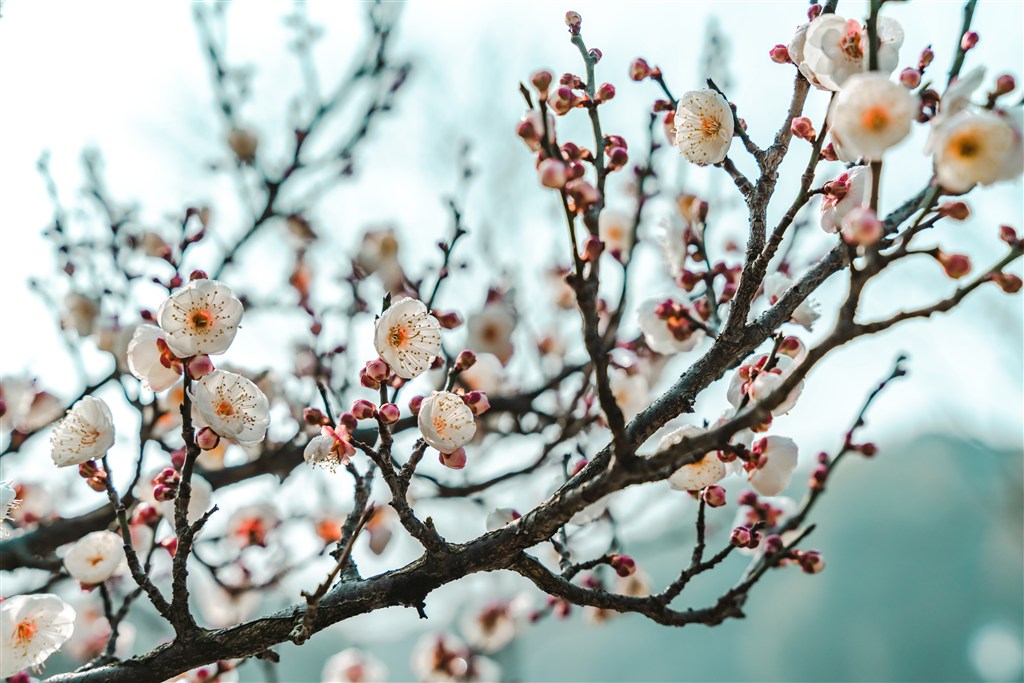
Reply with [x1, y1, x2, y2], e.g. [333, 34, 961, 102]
[531, 69, 553, 96]
[351, 399, 377, 420]
[86, 474, 108, 492]
[454, 350, 477, 372]
[364, 358, 390, 384]
[538, 158, 569, 189]
[769, 44, 790, 64]
[937, 202, 970, 220]
[409, 395, 424, 415]
[629, 57, 652, 81]
[152, 484, 176, 502]
[899, 68, 921, 89]
[589, 48, 603, 64]
[338, 412, 358, 432]
[303, 407, 329, 426]
[730, 525, 754, 548]
[435, 310, 463, 329]
[936, 251, 971, 279]
[463, 391, 491, 416]
[609, 553, 636, 577]
[582, 236, 603, 262]
[798, 549, 825, 574]
[994, 74, 1016, 96]
[960, 31, 979, 51]
[702, 485, 727, 507]
[186, 354, 214, 379]
[440, 447, 468, 470]
[763, 534, 785, 555]
[859, 442, 879, 457]
[78, 461, 100, 479]
[378, 403, 400, 424]
[991, 272, 1023, 294]
[170, 448, 186, 470]
[919, 46, 934, 70]
[196, 426, 220, 451]
[564, 10, 582, 35]
[820, 142, 839, 161]
[999, 225, 1019, 245]
[810, 464, 829, 490]
[790, 116, 816, 142]
[738, 490, 759, 507]
[807, 4, 822, 20]
[160, 537, 178, 557]
[595, 82, 615, 103]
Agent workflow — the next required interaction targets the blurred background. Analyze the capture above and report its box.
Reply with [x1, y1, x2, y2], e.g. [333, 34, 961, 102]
[0, 1, 1021, 681]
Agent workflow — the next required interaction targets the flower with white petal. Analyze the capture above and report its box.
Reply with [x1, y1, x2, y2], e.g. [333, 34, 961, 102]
[788, 23, 830, 91]
[820, 165, 871, 234]
[304, 426, 357, 471]
[154, 474, 212, 526]
[374, 298, 442, 379]
[727, 354, 804, 416]
[157, 278, 243, 357]
[609, 368, 648, 422]
[461, 602, 518, 654]
[748, 436, 799, 496]
[63, 530, 125, 585]
[485, 508, 519, 532]
[191, 371, 270, 446]
[1, 377, 64, 435]
[49, 396, 115, 467]
[322, 648, 389, 683]
[932, 109, 1023, 193]
[62, 292, 100, 338]
[411, 633, 500, 683]
[733, 495, 798, 555]
[638, 298, 706, 354]
[1, 481, 20, 536]
[127, 324, 182, 392]
[598, 209, 634, 261]
[657, 425, 727, 491]
[467, 302, 516, 366]
[829, 73, 916, 161]
[762, 273, 820, 330]
[417, 391, 476, 454]
[938, 66, 986, 119]
[674, 89, 734, 165]
[459, 352, 506, 395]
[0, 593, 76, 678]
[801, 15, 904, 91]
[227, 503, 279, 548]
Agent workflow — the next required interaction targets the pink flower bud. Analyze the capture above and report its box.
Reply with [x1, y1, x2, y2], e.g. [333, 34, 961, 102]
[609, 553, 636, 577]
[196, 426, 220, 451]
[999, 225, 1019, 245]
[595, 82, 615, 103]
[589, 48, 603, 64]
[78, 461, 100, 478]
[303, 407, 329, 426]
[605, 146, 629, 171]
[155, 467, 180, 485]
[153, 484, 176, 502]
[338, 412, 358, 432]
[790, 116, 816, 142]
[564, 10, 582, 35]
[841, 207, 883, 246]
[358, 368, 379, 390]
[582, 235, 603, 262]
[960, 31, 979, 51]
[440, 447, 468, 470]
[730, 525, 754, 548]
[351, 399, 377, 420]
[763, 534, 784, 555]
[702, 485, 727, 507]
[189, 269, 208, 281]
[566, 179, 600, 211]
[132, 503, 160, 526]
[936, 251, 971, 279]
[464, 391, 491, 416]
[160, 536, 178, 557]
[820, 142, 839, 161]
[769, 44, 790, 64]
[531, 69, 553, 96]
[364, 358, 390, 383]
[378, 403, 400, 424]
[899, 68, 921, 89]
[859, 442, 879, 457]
[807, 4, 822, 20]
[170, 448, 186, 470]
[409, 395, 424, 415]
[919, 47, 935, 70]
[992, 272, 1023, 294]
[570, 458, 589, 476]
[435, 310, 463, 329]
[454, 350, 477, 372]
[186, 354, 214, 379]
[937, 202, 970, 220]
[738, 490, 759, 507]
[994, 74, 1016, 96]
[810, 464, 829, 490]
[798, 549, 825, 574]
[538, 158, 569, 189]
[86, 474, 108, 492]
[629, 57, 652, 81]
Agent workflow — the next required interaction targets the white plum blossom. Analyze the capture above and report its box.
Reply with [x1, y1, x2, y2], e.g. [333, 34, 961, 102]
[127, 324, 182, 392]
[609, 368, 648, 422]
[938, 66, 986, 120]
[459, 352, 506, 394]
[0, 593, 76, 678]
[157, 278, 243, 357]
[820, 165, 871, 233]
[155, 474, 212, 526]
[674, 89, 734, 165]
[374, 297, 442, 379]
[657, 425, 727, 491]
[61, 292, 100, 337]
[417, 391, 476, 454]
[49, 396, 115, 467]
[0, 377, 64, 435]
[748, 436, 799, 496]
[461, 602, 518, 653]
[762, 273, 820, 330]
[466, 302, 516, 366]
[728, 354, 804, 417]
[932, 109, 1023, 193]
[1, 481, 20, 536]
[801, 15, 904, 91]
[410, 632, 500, 683]
[598, 208, 633, 260]
[829, 73, 916, 161]
[226, 503, 279, 547]
[322, 648, 389, 683]
[485, 508, 519, 532]
[192, 370, 270, 446]
[638, 298, 706, 354]
[63, 530, 125, 585]
[304, 426, 357, 471]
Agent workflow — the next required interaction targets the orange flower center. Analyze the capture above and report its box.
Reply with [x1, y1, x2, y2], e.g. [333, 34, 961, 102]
[14, 619, 37, 644]
[860, 106, 890, 132]
[841, 31, 863, 60]
[700, 117, 722, 139]
[432, 415, 448, 435]
[189, 309, 215, 331]
[215, 401, 235, 417]
[389, 325, 409, 348]
[951, 133, 980, 159]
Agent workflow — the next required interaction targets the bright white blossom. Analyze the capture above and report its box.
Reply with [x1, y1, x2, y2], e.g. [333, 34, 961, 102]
[127, 324, 182, 392]
[485, 508, 519, 532]
[467, 302, 516, 366]
[322, 648, 389, 683]
[192, 370, 270, 446]
[609, 368, 648, 422]
[820, 165, 871, 233]
[63, 530, 125, 584]
[61, 292, 100, 338]
[728, 354, 804, 416]
[226, 503, 279, 547]
[598, 208, 633, 261]
[459, 352, 506, 395]
[49, 396, 115, 467]
[638, 298, 706, 354]
[304, 426, 357, 471]
[748, 436, 799, 496]
[762, 273, 820, 330]
[411, 633, 500, 683]
[657, 425, 727, 491]
[932, 109, 1024, 193]
[0, 593, 76, 678]
[157, 279, 243, 357]
[417, 391, 476, 454]
[1, 481, 20, 536]
[374, 298, 442, 379]
[829, 73, 916, 161]
[461, 602, 518, 653]
[674, 88, 734, 165]
[801, 15, 904, 91]
[938, 66, 986, 120]
[0, 377, 63, 434]
[355, 228, 405, 295]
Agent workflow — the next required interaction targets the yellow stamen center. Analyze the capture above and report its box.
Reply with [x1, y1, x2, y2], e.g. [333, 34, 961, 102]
[190, 309, 215, 331]
[861, 106, 890, 132]
[700, 117, 721, 139]
[14, 619, 37, 644]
